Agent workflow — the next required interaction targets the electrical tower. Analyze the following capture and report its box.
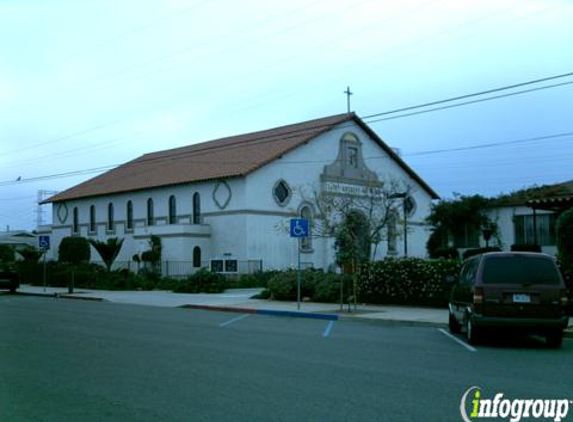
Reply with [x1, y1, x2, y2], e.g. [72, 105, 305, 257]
[36, 190, 59, 229]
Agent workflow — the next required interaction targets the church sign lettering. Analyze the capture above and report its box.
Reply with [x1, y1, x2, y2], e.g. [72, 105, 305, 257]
[322, 181, 381, 197]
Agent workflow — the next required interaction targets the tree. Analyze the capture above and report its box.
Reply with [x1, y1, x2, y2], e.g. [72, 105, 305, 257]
[557, 207, 573, 262]
[89, 237, 124, 272]
[16, 245, 44, 263]
[0, 244, 14, 263]
[296, 180, 412, 267]
[426, 194, 497, 257]
[59, 236, 91, 264]
[141, 235, 162, 274]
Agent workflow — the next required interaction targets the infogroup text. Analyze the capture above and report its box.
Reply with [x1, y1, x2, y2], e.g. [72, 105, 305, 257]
[460, 387, 572, 422]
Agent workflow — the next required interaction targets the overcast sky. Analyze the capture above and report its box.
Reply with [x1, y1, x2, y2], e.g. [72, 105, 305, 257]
[1, 0, 572, 231]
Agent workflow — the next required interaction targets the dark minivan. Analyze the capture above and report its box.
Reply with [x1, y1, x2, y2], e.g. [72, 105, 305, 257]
[449, 252, 569, 347]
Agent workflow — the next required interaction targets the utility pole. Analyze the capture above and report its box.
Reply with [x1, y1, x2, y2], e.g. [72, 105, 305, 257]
[344, 86, 353, 113]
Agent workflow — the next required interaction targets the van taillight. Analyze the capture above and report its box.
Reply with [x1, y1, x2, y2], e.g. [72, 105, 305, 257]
[473, 287, 484, 305]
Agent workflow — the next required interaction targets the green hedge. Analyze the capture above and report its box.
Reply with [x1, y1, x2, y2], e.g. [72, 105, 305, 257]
[267, 269, 352, 303]
[359, 258, 461, 307]
[172, 268, 228, 293]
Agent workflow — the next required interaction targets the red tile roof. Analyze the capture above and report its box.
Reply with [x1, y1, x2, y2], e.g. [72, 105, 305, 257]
[46, 113, 439, 203]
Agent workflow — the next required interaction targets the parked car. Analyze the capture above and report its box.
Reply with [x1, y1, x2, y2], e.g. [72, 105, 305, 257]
[0, 267, 20, 293]
[448, 252, 569, 347]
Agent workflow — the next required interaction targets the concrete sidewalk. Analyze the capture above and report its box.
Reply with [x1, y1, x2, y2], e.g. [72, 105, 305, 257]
[16, 284, 572, 333]
[17, 284, 447, 326]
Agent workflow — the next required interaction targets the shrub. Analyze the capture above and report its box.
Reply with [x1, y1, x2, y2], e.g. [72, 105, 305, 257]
[267, 269, 352, 303]
[0, 244, 15, 262]
[233, 270, 280, 288]
[358, 258, 461, 307]
[173, 268, 228, 293]
[59, 236, 91, 264]
[462, 247, 502, 260]
[432, 247, 459, 260]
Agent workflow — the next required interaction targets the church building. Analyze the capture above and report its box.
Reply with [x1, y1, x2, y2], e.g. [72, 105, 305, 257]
[42, 113, 439, 276]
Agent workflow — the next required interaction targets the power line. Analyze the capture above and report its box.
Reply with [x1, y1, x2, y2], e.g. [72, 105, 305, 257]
[366, 80, 573, 123]
[404, 132, 573, 157]
[362, 71, 573, 120]
[0, 121, 119, 158]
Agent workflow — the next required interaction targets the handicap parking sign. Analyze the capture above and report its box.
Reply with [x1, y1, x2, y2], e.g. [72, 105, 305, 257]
[39, 235, 50, 250]
[290, 218, 309, 238]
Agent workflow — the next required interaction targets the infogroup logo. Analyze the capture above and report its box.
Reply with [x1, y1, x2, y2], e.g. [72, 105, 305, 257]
[460, 386, 572, 422]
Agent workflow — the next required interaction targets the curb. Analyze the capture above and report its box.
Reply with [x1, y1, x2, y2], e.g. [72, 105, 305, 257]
[58, 294, 105, 302]
[17, 291, 106, 302]
[181, 304, 338, 321]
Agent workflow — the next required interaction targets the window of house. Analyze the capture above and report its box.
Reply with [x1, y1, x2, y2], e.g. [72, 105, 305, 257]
[147, 198, 154, 226]
[300, 205, 313, 252]
[107, 203, 114, 232]
[210, 260, 223, 272]
[193, 193, 201, 224]
[453, 225, 479, 248]
[126, 201, 134, 230]
[168, 195, 177, 225]
[89, 205, 96, 233]
[193, 246, 201, 268]
[225, 260, 238, 273]
[273, 180, 291, 206]
[514, 213, 556, 246]
[73, 207, 79, 234]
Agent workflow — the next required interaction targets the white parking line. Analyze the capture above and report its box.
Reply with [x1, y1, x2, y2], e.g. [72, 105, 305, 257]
[219, 314, 250, 327]
[323, 321, 335, 338]
[438, 328, 477, 352]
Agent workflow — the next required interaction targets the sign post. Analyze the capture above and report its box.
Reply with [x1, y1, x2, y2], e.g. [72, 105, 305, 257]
[38, 235, 50, 292]
[290, 218, 309, 311]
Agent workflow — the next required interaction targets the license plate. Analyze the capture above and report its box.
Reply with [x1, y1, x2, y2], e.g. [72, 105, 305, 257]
[513, 294, 531, 303]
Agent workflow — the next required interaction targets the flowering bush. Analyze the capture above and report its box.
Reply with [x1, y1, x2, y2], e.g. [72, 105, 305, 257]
[359, 258, 461, 307]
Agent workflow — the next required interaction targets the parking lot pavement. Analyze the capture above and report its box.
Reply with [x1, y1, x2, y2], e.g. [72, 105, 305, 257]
[3, 295, 571, 422]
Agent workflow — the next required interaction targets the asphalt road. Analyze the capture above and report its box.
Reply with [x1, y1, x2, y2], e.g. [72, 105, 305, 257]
[1, 295, 572, 422]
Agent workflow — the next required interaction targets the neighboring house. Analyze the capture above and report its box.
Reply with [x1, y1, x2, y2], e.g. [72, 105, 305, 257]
[41, 113, 439, 275]
[0, 230, 38, 259]
[488, 181, 573, 256]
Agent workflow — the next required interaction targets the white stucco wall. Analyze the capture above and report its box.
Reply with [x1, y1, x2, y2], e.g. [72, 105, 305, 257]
[488, 206, 558, 256]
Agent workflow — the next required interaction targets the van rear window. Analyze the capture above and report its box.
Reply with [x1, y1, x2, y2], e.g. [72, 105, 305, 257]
[482, 256, 561, 285]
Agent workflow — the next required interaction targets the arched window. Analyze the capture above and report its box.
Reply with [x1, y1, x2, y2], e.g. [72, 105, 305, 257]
[107, 203, 114, 231]
[89, 205, 96, 233]
[193, 246, 201, 268]
[168, 195, 177, 225]
[147, 198, 154, 226]
[193, 193, 201, 224]
[300, 204, 313, 252]
[73, 207, 79, 234]
[126, 201, 134, 230]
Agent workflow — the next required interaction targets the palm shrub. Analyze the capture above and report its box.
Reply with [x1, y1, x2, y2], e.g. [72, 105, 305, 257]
[89, 237, 124, 271]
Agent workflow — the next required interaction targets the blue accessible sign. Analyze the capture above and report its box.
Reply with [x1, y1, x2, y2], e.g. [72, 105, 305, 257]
[38, 235, 50, 250]
[290, 218, 309, 238]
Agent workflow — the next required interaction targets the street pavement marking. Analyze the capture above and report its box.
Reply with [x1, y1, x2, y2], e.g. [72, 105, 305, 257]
[323, 321, 335, 338]
[219, 314, 250, 327]
[438, 328, 477, 352]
